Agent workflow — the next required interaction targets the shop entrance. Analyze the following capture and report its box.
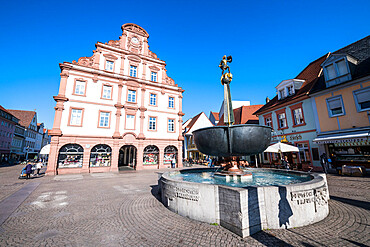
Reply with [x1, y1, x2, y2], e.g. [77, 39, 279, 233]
[119, 145, 137, 170]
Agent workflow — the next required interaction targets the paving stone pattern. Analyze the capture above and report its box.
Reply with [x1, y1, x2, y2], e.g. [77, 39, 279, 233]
[0, 164, 369, 246]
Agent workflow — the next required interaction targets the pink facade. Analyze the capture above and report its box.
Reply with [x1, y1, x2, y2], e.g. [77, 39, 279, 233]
[47, 23, 184, 175]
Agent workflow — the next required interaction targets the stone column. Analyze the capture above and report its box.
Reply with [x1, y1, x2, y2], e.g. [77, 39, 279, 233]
[111, 140, 120, 172]
[50, 69, 70, 136]
[177, 141, 183, 168]
[81, 145, 91, 173]
[46, 137, 59, 175]
[143, 39, 149, 56]
[142, 62, 147, 80]
[120, 56, 125, 75]
[93, 48, 101, 69]
[158, 146, 164, 169]
[138, 87, 146, 140]
[136, 142, 144, 170]
[178, 94, 184, 141]
[120, 31, 127, 50]
[113, 82, 124, 139]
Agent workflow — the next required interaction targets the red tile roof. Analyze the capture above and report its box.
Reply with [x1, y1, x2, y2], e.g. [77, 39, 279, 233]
[6, 110, 36, 128]
[254, 53, 330, 116]
[210, 112, 219, 121]
[218, 105, 264, 126]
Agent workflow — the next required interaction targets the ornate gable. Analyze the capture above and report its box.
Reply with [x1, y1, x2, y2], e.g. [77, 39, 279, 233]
[121, 23, 149, 38]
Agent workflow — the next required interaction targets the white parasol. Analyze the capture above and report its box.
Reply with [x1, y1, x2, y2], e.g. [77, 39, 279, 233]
[39, 144, 51, 155]
[264, 142, 299, 153]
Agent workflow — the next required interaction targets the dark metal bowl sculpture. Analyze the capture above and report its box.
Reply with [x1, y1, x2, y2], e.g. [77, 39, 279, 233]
[192, 124, 272, 157]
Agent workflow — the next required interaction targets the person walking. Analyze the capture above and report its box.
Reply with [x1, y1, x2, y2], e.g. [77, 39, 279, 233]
[25, 163, 33, 179]
[36, 161, 42, 175]
[320, 153, 328, 174]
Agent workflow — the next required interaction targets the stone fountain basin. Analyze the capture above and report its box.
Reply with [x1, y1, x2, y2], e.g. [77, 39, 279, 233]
[192, 124, 272, 157]
[160, 168, 329, 238]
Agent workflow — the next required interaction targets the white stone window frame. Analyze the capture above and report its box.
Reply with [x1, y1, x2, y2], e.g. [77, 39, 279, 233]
[130, 65, 138, 77]
[105, 60, 114, 72]
[168, 118, 175, 132]
[265, 117, 272, 127]
[151, 71, 157, 82]
[102, 85, 113, 100]
[149, 116, 157, 131]
[353, 86, 370, 112]
[127, 90, 136, 103]
[149, 93, 157, 106]
[168, 96, 175, 108]
[326, 95, 345, 117]
[278, 113, 287, 128]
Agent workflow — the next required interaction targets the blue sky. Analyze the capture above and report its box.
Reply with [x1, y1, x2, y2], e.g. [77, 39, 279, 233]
[0, 0, 369, 128]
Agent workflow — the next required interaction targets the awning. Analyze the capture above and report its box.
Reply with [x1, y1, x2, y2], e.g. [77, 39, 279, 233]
[313, 130, 370, 144]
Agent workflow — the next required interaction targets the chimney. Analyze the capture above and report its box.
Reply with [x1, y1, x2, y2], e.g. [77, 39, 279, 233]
[266, 97, 270, 103]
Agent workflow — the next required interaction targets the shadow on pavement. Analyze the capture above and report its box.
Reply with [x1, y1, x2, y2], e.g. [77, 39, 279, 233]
[251, 231, 294, 247]
[330, 196, 370, 211]
[341, 237, 369, 247]
[150, 185, 161, 201]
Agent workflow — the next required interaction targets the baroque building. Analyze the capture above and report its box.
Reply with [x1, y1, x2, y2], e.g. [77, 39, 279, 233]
[47, 23, 184, 175]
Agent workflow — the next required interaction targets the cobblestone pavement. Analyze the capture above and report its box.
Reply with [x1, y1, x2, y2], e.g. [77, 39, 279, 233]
[0, 164, 369, 246]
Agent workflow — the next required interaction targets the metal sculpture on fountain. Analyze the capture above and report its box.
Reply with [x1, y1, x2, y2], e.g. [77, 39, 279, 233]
[193, 55, 272, 181]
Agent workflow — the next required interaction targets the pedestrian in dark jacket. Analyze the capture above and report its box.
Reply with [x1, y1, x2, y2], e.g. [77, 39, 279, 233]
[25, 163, 33, 179]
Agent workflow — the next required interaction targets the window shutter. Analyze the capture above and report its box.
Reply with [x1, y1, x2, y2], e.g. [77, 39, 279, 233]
[328, 98, 341, 109]
[356, 89, 370, 103]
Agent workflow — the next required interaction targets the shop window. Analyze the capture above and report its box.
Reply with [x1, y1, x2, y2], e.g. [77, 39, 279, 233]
[143, 145, 159, 165]
[326, 95, 345, 117]
[353, 87, 370, 112]
[296, 143, 311, 163]
[89, 144, 111, 167]
[164, 145, 178, 166]
[57, 144, 83, 168]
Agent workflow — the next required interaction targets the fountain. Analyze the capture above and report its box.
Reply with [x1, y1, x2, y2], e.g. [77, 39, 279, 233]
[159, 56, 329, 237]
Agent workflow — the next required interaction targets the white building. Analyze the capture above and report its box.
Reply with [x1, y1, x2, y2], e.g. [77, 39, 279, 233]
[47, 23, 184, 175]
[183, 112, 213, 160]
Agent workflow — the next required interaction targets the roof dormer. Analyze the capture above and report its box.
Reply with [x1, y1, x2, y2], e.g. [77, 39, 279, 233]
[275, 79, 305, 100]
[321, 54, 357, 87]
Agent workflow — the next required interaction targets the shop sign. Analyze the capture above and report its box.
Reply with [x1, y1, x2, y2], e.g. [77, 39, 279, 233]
[289, 134, 302, 141]
[318, 137, 369, 145]
[334, 140, 369, 147]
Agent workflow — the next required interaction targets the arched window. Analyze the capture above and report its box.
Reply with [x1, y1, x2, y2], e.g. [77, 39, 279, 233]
[164, 145, 178, 165]
[58, 144, 84, 168]
[143, 145, 159, 165]
[90, 144, 112, 167]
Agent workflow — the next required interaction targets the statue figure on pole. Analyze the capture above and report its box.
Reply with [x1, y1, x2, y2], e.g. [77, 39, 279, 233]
[219, 55, 234, 125]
